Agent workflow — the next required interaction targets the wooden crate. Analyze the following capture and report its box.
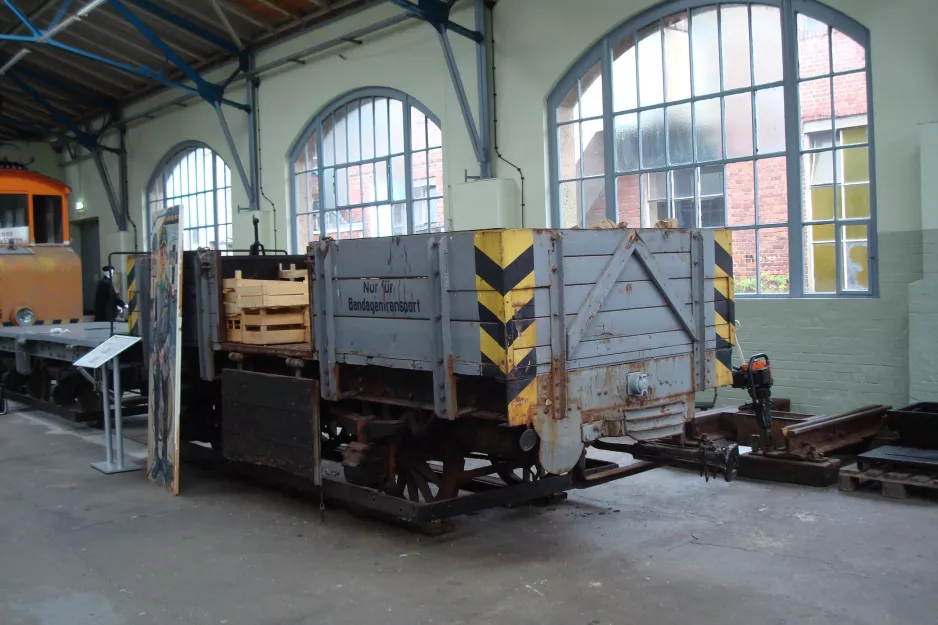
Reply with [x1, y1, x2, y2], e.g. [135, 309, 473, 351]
[226, 306, 310, 345]
[223, 270, 309, 312]
[278, 263, 307, 281]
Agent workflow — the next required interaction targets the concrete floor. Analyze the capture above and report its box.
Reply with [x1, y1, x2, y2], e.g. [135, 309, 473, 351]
[1, 405, 936, 625]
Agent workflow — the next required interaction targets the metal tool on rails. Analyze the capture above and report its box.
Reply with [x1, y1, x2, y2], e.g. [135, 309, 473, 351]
[732, 354, 774, 452]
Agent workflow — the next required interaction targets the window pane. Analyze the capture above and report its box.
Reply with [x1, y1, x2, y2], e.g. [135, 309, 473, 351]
[726, 161, 755, 226]
[322, 114, 335, 166]
[411, 106, 427, 151]
[840, 125, 867, 146]
[614, 113, 639, 172]
[616, 174, 641, 226]
[757, 156, 787, 224]
[296, 171, 308, 213]
[374, 98, 389, 157]
[429, 148, 444, 192]
[751, 6, 783, 85]
[643, 171, 667, 225]
[583, 178, 607, 226]
[375, 161, 389, 202]
[413, 200, 429, 233]
[732, 229, 757, 294]
[832, 29, 865, 73]
[664, 12, 690, 102]
[335, 109, 348, 165]
[638, 24, 664, 107]
[759, 227, 789, 294]
[843, 225, 869, 291]
[667, 103, 693, 166]
[428, 119, 442, 149]
[756, 87, 785, 154]
[580, 63, 604, 119]
[800, 78, 833, 149]
[348, 165, 362, 206]
[558, 123, 580, 180]
[581, 119, 605, 176]
[843, 182, 870, 219]
[559, 180, 582, 228]
[391, 155, 405, 202]
[694, 97, 722, 162]
[841, 146, 869, 183]
[700, 164, 724, 227]
[640, 108, 666, 168]
[348, 103, 361, 162]
[412, 149, 429, 189]
[806, 227, 836, 294]
[612, 35, 637, 112]
[691, 7, 720, 96]
[724, 93, 753, 158]
[701, 197, 725, 227]
[558, 82, 579, 122]
[390, 99, 405, 154]
[323, 168, 335, 209]
[361, 99, 374, 160]
[721, 5, 751, 90]
[672, 167, 694, 198]
[833, 72, 868, 123]
[675, 198, 695, 227]
[362, 163, 375, 203]
[337, 167, 349, 206]
[797, 14, 830, 79]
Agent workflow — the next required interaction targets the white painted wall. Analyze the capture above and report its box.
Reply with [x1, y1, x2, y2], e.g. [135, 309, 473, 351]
[1, 141, 64, 181]
[52, 0, 938, 410]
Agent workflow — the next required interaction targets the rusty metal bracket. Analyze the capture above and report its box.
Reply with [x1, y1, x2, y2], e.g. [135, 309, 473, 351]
[314, 242, 338, 400]
[548, 232, 567, 419]
[690, 232, 707, 390]
[428, 236, 456, 419]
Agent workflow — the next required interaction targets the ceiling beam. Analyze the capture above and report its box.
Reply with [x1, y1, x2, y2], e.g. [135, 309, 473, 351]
[96, 8, 202, 58]
[254, 0, 300, 19]
[212, 0, 270, 30]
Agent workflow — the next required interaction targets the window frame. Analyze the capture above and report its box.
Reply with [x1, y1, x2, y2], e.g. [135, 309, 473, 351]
[547, 0, 877, 298]
[146, 141, 233, 253]
[289, 87, 443, 252]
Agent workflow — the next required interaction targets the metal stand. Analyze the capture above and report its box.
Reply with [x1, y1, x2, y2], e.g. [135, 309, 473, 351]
[91, 355, 142, 474]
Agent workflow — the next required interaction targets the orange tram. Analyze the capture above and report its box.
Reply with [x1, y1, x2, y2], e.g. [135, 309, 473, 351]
[0, 162, 82, 326]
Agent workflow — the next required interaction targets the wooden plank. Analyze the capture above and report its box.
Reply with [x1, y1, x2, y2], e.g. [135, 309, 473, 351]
[240, 309, 308, 327]
[239, 327, 309, 345]
[230, 293, 309, 309]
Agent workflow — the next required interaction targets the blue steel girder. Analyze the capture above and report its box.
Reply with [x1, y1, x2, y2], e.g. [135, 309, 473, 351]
[107, 0, 247, 107]
[122, 0, 247, 63]
[387, 0, 483, 41]
[2, 0, 40, 36]
[49, 0, 74, 30]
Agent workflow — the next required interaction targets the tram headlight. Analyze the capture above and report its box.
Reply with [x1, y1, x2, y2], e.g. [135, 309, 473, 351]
[13, 307, 35, 326]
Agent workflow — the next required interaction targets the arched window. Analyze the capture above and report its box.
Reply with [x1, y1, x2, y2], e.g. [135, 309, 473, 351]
[548, 0, 874, 297]
[146, 144, 233, 252]
[290, 88, 444, 251]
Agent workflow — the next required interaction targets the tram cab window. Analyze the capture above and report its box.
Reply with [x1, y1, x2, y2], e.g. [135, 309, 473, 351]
[33, 195, 64, 243]
[0, 194, 28, 229]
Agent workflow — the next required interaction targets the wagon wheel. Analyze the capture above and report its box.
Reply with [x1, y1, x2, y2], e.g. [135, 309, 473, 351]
[497, 460, 543, 486]
[387, 450, 467, 503]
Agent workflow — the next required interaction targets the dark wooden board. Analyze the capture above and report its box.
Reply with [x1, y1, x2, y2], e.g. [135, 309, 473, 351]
[221, 370, 319, 478]
[738, 452, 841, 487]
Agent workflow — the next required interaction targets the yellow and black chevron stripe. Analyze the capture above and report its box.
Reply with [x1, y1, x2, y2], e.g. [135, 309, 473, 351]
[2, 319, 81, 327]
[474, 230, 539, 426]
[713, 230, 735, 387]
[126, 256, 139, 335]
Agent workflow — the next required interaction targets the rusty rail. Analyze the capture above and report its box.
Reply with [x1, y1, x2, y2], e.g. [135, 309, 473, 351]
[779, 404, 888, 460]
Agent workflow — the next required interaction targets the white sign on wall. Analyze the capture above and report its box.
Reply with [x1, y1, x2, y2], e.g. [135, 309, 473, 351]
[0, 226, 29, 244]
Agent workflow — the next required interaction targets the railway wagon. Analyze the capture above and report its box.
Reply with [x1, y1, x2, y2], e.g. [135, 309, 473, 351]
[176, 227, 739, 527]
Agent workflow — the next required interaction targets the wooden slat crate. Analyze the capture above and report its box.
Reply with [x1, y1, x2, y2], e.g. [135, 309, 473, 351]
[226, 307, 310, 345]
[278, 263, 307, 281]
[223, 270, 309, 313]
[223, 271, 311, 345]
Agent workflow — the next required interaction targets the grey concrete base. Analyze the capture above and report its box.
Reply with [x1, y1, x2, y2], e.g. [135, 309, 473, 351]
[90, 460, 144, 474]
[3, 408, 937, 625]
